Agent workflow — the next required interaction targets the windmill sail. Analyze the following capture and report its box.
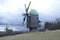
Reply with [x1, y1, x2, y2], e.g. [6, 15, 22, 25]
[22, 1, 31, 24]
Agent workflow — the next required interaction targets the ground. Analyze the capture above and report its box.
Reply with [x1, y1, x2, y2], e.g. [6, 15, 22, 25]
[0, 30, 60, 40]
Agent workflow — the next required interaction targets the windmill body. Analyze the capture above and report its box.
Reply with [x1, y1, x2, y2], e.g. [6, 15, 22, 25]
[27, 13, 39, 31]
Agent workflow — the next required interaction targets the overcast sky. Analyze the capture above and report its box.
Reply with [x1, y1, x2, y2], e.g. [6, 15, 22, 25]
[0, 0, 60, 23]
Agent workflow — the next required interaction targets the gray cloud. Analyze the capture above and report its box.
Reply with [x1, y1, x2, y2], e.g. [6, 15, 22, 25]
[0, 0, 60, 31]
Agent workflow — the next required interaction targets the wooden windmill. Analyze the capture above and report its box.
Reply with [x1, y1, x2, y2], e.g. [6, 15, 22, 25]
[22, 1, 39, 31]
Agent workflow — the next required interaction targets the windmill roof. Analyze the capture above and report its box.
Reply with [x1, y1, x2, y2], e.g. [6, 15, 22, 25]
[29, 9, 38, 15]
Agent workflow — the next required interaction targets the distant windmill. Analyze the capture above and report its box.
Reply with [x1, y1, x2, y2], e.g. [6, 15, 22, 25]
[22, 1, 39, 31]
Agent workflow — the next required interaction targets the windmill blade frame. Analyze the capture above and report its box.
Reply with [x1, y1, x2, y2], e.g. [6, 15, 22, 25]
[26, 1, 31, 13]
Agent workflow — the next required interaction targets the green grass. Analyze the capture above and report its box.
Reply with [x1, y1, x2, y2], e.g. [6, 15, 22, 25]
[0, 30, 60, 40]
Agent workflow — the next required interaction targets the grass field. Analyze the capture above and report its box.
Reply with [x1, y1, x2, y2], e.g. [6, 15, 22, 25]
[0, 30, 60, 40]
